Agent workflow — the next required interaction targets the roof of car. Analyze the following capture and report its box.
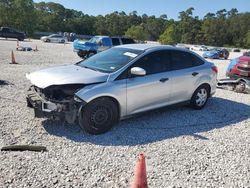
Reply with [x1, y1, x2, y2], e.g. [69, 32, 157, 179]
[116, 43, 183, 51]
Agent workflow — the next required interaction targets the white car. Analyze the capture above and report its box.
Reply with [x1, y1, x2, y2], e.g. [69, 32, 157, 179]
[41, 34, 66, 43]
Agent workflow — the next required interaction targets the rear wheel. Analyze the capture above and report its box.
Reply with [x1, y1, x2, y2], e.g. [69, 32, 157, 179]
[190, 85, 209, 109]
[79, 98, 118, 134]
[46, 39, 50, 42]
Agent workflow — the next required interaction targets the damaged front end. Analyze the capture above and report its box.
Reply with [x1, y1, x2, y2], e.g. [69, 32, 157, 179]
[26, 84, 86, 123]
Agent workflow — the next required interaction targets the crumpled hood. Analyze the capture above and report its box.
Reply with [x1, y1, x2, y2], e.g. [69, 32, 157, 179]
[26, 64, 109, 89]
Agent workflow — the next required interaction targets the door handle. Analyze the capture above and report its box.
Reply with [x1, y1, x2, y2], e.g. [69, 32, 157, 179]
[192, 72, 199, 76]
[159, 78, 169, 82]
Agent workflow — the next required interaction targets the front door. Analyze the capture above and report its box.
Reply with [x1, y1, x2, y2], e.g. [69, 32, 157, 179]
[126, 50, 173, 115]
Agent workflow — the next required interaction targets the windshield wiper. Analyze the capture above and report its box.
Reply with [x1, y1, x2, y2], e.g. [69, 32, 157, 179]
[81, 65, 105, 73]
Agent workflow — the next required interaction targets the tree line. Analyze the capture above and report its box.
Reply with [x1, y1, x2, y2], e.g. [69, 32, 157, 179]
[0, 0, 249, 48]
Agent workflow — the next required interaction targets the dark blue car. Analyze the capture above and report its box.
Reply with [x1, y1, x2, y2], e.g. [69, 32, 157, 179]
[203, 49, 229, 59]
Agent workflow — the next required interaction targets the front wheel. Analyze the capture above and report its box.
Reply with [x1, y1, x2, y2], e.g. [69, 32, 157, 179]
[77, 51, 87, 59]
[86, 51, 97, 58]
[79, 98, 118, 134]
[190, 85, 209, 109]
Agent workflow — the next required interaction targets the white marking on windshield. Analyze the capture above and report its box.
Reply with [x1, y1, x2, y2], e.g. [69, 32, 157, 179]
[124, 52, 138, 58]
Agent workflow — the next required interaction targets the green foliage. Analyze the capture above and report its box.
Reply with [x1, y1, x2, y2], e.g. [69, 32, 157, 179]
[125, 25, 147, 41]
[244, 31, 250, 48]
[0, 0, 36, 34]
[0, 1, 249, 48]
[159, 24, 178, 44]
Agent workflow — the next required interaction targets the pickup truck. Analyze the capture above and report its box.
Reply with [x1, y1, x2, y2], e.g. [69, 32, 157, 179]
[73, 36, 135, 58]
[0, 27, 26, 41]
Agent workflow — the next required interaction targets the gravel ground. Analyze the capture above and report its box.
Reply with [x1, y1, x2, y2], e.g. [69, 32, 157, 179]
[0, 39, 249, 187]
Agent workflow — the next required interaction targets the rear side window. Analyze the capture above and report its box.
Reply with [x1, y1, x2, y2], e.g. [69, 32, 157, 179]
[111, 38, 120, 46]
[171, 51, 204, 70]
[121, 38, 135, 44]
[192, 54, 205, 66]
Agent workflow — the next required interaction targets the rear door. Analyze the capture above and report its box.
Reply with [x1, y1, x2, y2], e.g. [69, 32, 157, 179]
[168, 50, 205, 104]
[126, 50, 173, 115]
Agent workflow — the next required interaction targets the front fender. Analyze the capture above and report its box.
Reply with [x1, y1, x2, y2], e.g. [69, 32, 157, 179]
[75, 80, 127, 117]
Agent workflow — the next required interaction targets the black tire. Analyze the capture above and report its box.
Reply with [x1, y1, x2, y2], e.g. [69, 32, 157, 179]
[77, 51, 87, 59]
[18, 38, 24, 41]
[190, 85, 210, 110]
[86, 51, 97, 58]
[46, 39, 50, 42]
[79, 98, 118, 134]
[234, 81, 246, 93]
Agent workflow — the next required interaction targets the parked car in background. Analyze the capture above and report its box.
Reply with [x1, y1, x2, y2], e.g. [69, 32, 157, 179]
[243, 51, 250, 56]
[203, 48, 229, 59]
[175, 44, 190, 50]
[26, 44, 217, 134]
[226, 55, 250, 79]
[73, 36, 135, 58]
[41, 34, 66, 43]
[0, 27, 26, 41]
[200, 45, 209, 51]
[190, 45, 208, 51]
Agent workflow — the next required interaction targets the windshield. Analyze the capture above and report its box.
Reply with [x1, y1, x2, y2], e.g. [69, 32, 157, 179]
[88, 37, 101, 44]
[77, 47, 144, 73]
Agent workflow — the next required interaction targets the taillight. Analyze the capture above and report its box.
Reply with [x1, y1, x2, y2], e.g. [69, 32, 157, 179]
[211, 66, 218, 73]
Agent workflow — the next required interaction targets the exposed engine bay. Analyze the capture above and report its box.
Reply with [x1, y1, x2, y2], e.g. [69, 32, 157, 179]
[26, 84, 86, 124]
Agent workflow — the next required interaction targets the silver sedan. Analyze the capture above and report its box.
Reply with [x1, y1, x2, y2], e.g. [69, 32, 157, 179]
[40, 34, 66, 43]
[26, 44, 218, 134]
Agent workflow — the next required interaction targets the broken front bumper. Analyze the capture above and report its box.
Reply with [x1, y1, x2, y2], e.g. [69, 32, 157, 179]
[26, 87, 85, 123]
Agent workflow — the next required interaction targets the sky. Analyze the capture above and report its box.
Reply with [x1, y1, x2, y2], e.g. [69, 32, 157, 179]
[33, 0, 250, 20]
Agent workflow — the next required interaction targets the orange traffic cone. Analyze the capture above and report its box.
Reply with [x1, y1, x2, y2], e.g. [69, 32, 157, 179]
[10, 50, 17, 64]
[131, 153, 148, 188]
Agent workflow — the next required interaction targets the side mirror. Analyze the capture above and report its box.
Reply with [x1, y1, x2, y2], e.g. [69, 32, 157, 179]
[130, 67, 146, 76]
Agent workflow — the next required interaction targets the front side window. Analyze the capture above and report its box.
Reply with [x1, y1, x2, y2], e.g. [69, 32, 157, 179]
[89, 37, 101, 44]
[132, 50, 172, 75]
[77, 48, 144, 73]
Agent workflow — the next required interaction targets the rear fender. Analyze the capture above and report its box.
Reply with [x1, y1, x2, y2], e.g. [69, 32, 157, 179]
[193, 74, 214, 96]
